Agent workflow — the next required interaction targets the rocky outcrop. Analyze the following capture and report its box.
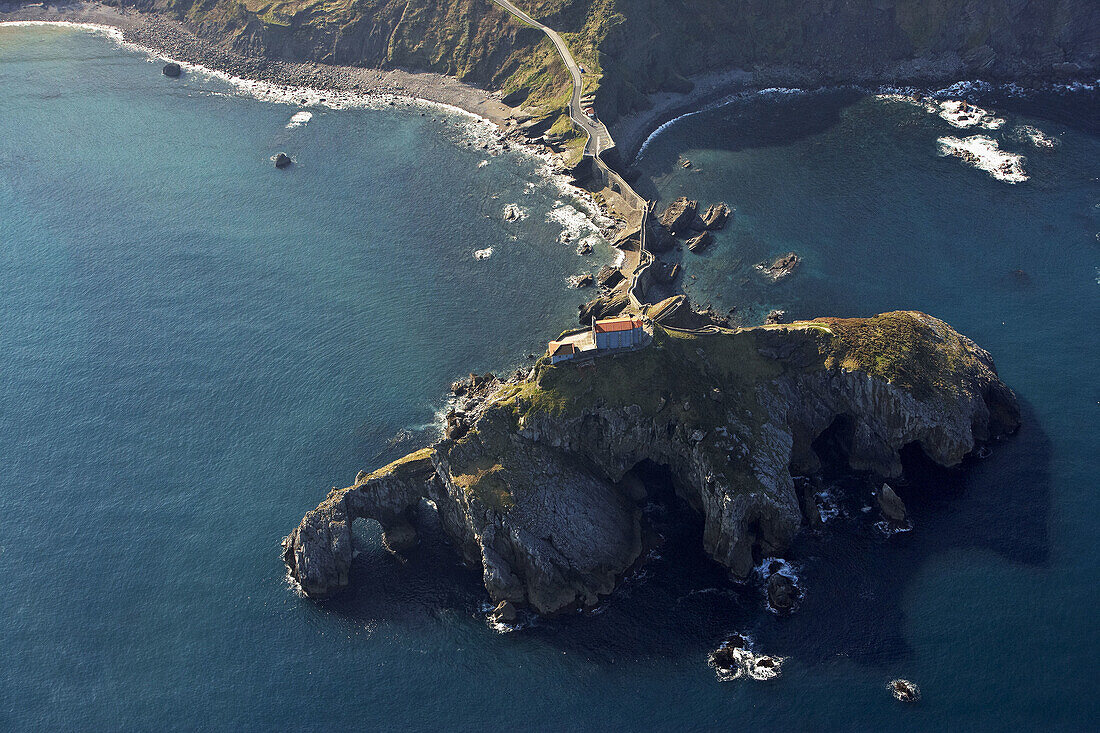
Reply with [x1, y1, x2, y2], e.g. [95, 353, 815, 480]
[284, 311, 1019, 613]
[578, 289, 630, 324]
[877, 482, 907, 523]
[273, 152, 292, 169]
[758, 252, 800, 281]
[686, 231, 712, 252]
[890, 679, 921, 703]
[596, 265, 625, 289]
[647, 225, 677, 253]
[701, 203, 731, 230]
[659, 197, 698, 234]
[766, 572, 799, 611]
[282, 448, 436, 597]
[162, 62, 182, 77]
[765, 309, 788, 325]
[571, 273, 595, 288]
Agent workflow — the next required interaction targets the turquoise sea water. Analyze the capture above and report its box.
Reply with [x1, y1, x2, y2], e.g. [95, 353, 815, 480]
[2, 26, 1098, 731]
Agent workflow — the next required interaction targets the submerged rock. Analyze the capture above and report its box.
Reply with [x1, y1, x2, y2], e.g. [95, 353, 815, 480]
[284, 311, 1019, 614]
[274, 152, 293, 169]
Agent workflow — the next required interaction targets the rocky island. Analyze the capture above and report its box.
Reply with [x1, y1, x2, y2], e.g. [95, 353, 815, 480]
[285, 311, 1019, 613]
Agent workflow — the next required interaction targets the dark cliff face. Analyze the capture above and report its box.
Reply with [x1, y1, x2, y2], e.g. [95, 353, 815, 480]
[123, 0, 1099, 120]
[284, 312, 1020, 614]
[589, 0, 1100, 119]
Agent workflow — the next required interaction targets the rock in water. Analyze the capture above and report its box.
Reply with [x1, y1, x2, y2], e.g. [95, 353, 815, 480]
[284, 311, 1020, 613]
[766, 572, 798, 611]
[890, 679, 920, 702]
[710, 635, 745, 671]
[658, 196, 698, 234]
[765, 309, 788, 325]
[490, 600, 518, 623]
[274, 152, 293, 169]
[758, 252, 801, 281]
[877, 482, 908, 524]
[162, 62, 182, 78]
[701, 203, 731, 230]
[686, 232, 712, 252]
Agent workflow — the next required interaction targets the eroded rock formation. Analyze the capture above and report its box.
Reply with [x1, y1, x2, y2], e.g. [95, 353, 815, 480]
[284, 311, 1019, 613]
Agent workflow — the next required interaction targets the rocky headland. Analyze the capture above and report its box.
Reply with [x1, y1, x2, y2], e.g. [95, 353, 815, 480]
[285, 311, 1019, 614]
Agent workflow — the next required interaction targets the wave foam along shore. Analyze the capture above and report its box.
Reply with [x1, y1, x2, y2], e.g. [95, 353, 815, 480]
[0, 15, 617, 257]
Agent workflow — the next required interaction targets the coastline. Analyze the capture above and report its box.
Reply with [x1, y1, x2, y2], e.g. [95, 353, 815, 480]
[0, 3, 630, 263]
[0, 3, 521, 127]
[612, 65, 1100, 166]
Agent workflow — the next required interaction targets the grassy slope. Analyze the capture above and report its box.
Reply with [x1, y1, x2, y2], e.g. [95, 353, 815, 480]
[132, 0, 1096, 143]
[446, 312, 987, 509]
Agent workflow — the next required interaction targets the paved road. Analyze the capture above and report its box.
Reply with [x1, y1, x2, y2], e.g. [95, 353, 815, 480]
[490, 0, 653, 307]
[489, 0, 614, 159]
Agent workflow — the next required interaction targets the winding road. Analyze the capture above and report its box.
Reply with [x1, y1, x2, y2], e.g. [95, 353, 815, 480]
[489, 0, 613, 157]
[489, 0, 654, 306]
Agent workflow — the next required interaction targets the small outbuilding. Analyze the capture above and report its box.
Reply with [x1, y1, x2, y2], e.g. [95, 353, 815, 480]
[547, 340, 579, 364]
[592, 316, 644, 350]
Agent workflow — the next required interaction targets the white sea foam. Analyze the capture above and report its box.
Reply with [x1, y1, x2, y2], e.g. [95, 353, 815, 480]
[709, 637, 786, 682]
[286, 110, 312, 128]
[474, 247, 493, 260]
[547, 201, 602, 246]
[637, 86, 806, 158]
[477, 159, 490, 168]
[0, 20, 124, 42]
[936, 99, 1004, 129]
[938, 135, 1028, 183]
[815, 489, 841, 523]
[755, 556, 798, 581]
[875, 519, 914, 536]
[1011, 124, 1059, 149]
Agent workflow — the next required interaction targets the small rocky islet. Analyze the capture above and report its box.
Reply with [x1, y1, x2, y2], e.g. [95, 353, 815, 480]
[285, 310, 1019, 616]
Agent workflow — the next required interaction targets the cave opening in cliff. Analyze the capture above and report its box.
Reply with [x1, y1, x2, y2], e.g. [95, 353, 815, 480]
[897, 440, 967, 500]
[622, 459, 708, 548]
[811, 413, 857, 476]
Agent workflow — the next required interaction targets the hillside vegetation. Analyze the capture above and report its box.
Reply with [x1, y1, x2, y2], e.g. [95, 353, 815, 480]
[130, 0, 1099, 125]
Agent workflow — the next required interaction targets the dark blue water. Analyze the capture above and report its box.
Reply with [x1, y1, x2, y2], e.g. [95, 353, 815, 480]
[2, 25, 1098, 731]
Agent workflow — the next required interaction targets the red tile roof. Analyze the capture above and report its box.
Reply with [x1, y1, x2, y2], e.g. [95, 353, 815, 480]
[593, 317, 644, 333]
[548, 341, 578, 356]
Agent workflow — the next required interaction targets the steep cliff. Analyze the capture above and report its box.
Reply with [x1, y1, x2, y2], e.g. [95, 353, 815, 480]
[113, 0, 1099, 125]
[284, 311, 1020, 613]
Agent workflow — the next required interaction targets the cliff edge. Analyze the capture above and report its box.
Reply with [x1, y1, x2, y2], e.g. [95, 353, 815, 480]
[284, 311, 1019, 613]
